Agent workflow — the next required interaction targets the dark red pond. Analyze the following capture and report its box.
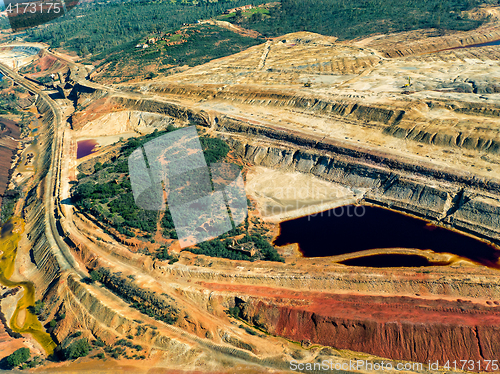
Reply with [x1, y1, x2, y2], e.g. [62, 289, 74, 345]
[77, 139, 98, 159]
[273, 205, 500, 268]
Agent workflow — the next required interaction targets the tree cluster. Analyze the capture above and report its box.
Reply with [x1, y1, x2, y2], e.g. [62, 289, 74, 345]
[25, 0, 260, 56]
[6, 348, 30, 368]
[62, 338, 91, 360]
[94, 268, 179, 325]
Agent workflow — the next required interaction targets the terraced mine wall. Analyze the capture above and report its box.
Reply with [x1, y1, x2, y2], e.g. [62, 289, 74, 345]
[23, 96, 62, 290]
[79, 92, 500, 244]
[165, 267, 500, 369]
[82, 83, 500, 158]
[372, 25, 500, 58]
[145, 84, 500, 156]
[164, 262, 500, 300]
[221, 124, 500, 244]
[147, 84, 406, 129]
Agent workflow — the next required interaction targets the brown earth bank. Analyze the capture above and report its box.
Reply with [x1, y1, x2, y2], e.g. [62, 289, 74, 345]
[0, 286, 24, 359]
[17, 48, 69, 82]
[201, 282, 500, 367]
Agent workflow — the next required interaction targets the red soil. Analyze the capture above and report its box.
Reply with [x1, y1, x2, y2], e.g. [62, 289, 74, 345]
[24, 54, 67, 78]
[71, 98, 124, 129]
[200, 282, 500, 370]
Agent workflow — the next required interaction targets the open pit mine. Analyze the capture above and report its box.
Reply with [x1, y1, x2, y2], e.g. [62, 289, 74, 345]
[1, 16, 500, 374]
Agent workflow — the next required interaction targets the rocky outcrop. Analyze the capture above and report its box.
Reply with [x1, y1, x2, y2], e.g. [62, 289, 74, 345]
[447, 193, 500, 241]
[146, 83, 405, 127]
[135, 82, 500, 162]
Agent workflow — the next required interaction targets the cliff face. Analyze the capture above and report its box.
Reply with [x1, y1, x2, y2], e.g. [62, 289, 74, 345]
[71, 91, 211, 130]
[224, 134, 500, 243]
[238, 295, 500, 366]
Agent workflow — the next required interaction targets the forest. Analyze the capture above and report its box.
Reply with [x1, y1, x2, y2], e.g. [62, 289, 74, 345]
[23, 0, 261, 56]
[241, 0, 497, 39]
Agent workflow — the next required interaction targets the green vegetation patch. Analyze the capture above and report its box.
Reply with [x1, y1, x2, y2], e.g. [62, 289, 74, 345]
[0, 90, 22, 116]
[6, 348, 30, 368]
[92, 268, 179, 325]
[27, 300, 44, 315]
[187, 232, 284, 262]
[87, 24, 262, 82]
[62, 338, 91, 360]
[240, 0, 492, 40]
[25, 0, 261, 56]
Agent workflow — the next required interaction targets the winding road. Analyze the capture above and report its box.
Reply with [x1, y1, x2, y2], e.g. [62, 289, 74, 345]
[0, 61, 86, 278]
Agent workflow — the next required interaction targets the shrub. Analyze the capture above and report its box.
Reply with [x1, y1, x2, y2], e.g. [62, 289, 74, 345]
[93, 338, 105, 347]
[27, 300, 44, 315]
[90, 269, 102, 283]
[63, 338, 91, 360]
[94, 162, 103, 172]
[6, 348, 30, 368]
[227, 306, 241, 318]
